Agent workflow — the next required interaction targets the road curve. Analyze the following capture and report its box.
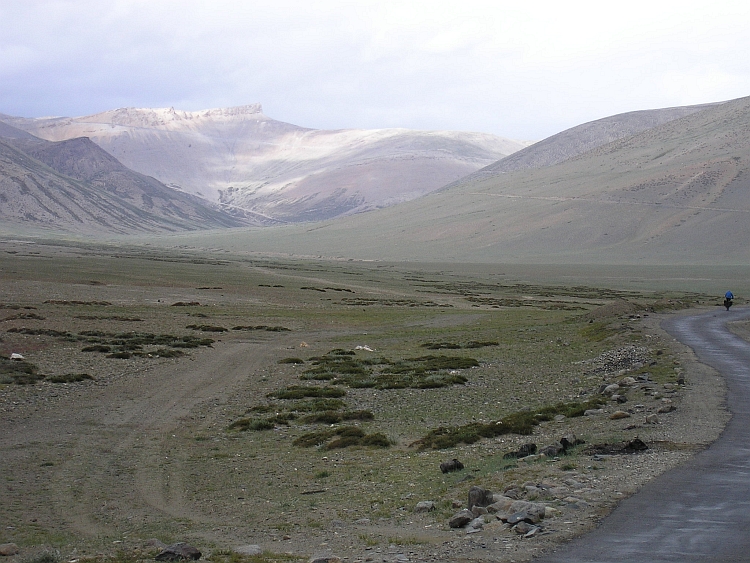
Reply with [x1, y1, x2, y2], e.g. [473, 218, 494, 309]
[538, 307, 750, 563]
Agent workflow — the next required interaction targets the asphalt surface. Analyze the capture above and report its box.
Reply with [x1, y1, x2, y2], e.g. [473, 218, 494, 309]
[537, 307, 750, 563]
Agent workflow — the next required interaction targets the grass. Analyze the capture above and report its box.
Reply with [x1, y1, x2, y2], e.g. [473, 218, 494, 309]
[0, 241, 713, 557]
[414, 397, 607, 450]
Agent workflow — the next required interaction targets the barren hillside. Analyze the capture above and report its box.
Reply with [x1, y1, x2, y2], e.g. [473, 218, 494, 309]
[159, 96, 750, 265]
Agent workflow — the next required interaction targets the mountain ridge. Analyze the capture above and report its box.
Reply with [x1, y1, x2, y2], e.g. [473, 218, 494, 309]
[2, 105, 525, 222]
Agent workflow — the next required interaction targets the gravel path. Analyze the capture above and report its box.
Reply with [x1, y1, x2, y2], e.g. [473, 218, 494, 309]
[537, 306, 750, 562]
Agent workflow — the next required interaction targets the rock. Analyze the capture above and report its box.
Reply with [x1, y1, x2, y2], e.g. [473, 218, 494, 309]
[155, 543, 202, 561]
[503, 443, 537, 459]
[310, 556, 342, 563]
[440, 458, 464, 473]
[554, 414, 566, 422]
[468, 486, 494, 509]
[619, 376, 637, 386]
[612, 394, 628, 403]
[645, 414, 660, 424]
[0, 544, 20, 556]
[584, 409, 604, 416]
[610, 411, 631, 420]
[487, 496, 514, 513]
[539, 442, 563, 457]
[509, 500, 545, 522]
[471, 505, 488, 517]
[601, 383, 620, 395]
[414, 501, 436, 513]
[503, 487, 522, 499]
[449, 509, 474, 528]
[518, 453, 544, 462]
[451, 499, 463, 508]
[624, 438, 648, 452]
[657, 404, 676, 413]
[524, 526, 541, 538]
[233, 546, 262, 556]
[513, 521, 534, 535]
[468, 517, 485, 530]
[9, 353, 24, 360]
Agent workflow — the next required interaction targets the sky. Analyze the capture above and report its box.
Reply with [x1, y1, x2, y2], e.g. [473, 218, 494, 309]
[1, 0, 750, 140]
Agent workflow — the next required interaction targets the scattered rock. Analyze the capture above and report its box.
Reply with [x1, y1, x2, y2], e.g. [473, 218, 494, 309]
[645, 414, 660, 424]
[513, 521, 535, 535]
[600, 384, 620, 395]
[310, 556, 341, 563]
[584, 409, 604, 416]
[155, 543, 202, 561]
[657, 404, 676, 413]
[610, 411, 631, 420]
[487, 495, 514, 513]
[468, 486, 494, 509]
[414, 501, 435, 513]
[503, 443, 537, 459]
[0, 544, 19, 556]
[449, 509, 474, 529]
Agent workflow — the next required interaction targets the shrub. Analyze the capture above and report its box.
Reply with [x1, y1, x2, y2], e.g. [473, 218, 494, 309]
[270, 386, 347, 400]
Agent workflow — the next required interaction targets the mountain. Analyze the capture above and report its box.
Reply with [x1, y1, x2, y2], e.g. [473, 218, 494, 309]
[442, 102, 722, 189]
[162, 96, 750, 265]
[0, 127, 249, 234]
[2, 105, 527, 223]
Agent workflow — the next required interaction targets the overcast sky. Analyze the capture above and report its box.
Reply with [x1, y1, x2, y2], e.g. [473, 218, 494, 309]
[1, 0, 749, 140]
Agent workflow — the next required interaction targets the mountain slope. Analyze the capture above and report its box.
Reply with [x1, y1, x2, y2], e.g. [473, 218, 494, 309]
[0, 132, 249, 234]
[2, 105, 526, 222]
[161, 96, 750, 265]
[442, 102, 721, 190]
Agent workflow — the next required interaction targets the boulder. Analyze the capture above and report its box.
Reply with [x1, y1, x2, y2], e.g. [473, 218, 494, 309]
[155, 543, 202, 561]
[449, 509, 474, 528]
[468, 486, 494, 509]
[509, 500, 546, 522]
[513, 521, 535, 535]
[487, 495, 514, 513]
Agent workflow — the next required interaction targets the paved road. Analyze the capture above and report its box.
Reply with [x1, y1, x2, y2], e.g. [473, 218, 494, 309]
[538, 307, 750, 563]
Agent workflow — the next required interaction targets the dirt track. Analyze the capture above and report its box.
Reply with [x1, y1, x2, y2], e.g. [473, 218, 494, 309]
[1, 332, 299, 545]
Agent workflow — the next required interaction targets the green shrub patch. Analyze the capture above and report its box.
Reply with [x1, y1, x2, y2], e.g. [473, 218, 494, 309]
[414, 397, 607, 450]
[299, 350, 477, 390]
[0, 355, 44, 384]
[294, 426, 392, 450]
[270, 386, 347, 400]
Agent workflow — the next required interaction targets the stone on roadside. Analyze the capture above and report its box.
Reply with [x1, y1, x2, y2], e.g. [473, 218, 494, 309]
[155, 543, 202, 561]
[610, 411, 631, 420]
[513, 521, 534, 535]
[509, 500, 545, 522]
[310, 556, 342, 563]
[449, 509, 474, 528]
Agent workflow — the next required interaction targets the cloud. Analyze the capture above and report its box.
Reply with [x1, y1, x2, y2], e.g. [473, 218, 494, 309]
[1, 0, 750, 138]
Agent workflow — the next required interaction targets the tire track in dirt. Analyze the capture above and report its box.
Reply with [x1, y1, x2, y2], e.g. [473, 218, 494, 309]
[38, 334, 297, 540]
